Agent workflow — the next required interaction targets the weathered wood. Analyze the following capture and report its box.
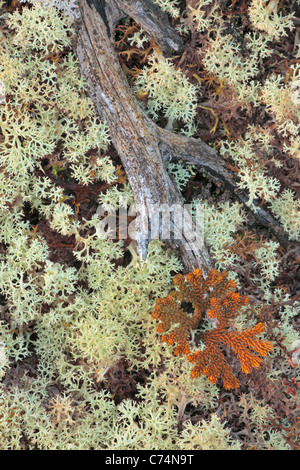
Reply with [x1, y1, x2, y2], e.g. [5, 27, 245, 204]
[76, 0, 288, 274]
[76, 0, 212, 273]
[157, 129, 288, 244]
[85, 0, 183, 55]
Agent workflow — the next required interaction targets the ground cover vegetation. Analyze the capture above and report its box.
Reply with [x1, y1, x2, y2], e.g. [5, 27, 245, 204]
[0, 0, 299, 450]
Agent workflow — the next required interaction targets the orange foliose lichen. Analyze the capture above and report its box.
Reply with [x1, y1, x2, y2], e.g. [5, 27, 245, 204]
[151, 268, 273, 389]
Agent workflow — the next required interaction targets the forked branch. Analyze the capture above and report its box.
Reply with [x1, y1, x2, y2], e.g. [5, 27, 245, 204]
[76, 0, 288, 274]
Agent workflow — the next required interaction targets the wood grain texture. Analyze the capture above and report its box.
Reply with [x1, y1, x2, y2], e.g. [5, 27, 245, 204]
[75, 0, 288, 273]
[76, 0, 212, 273]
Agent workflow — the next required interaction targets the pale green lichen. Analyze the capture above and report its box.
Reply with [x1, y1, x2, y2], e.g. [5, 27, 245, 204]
[133, 50, 199, 135]
[179, 414, 241, 450]
[0, 0, 297, 451]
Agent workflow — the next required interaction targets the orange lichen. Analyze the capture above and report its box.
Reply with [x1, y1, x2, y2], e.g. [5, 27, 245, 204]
[152, 268, 273, 390]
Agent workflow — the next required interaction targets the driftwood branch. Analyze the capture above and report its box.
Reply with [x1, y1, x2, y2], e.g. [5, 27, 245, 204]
[77, 0, 212, 274]
[76, 0, 287, 274]
[157, 129, 288, 243]
[85, 0, 183, 55]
